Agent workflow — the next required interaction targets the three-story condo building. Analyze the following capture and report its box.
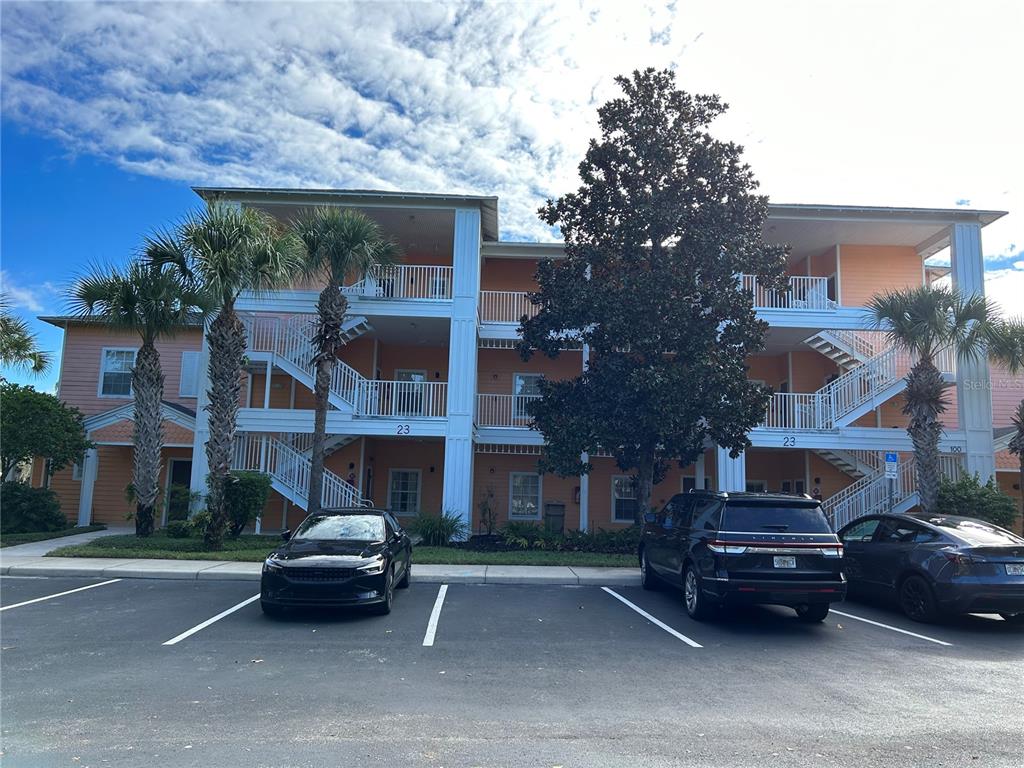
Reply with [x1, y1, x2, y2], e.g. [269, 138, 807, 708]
[35, 188, 1022, 533]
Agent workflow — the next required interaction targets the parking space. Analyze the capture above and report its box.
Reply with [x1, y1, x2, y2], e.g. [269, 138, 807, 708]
[2, 574, 1022, 767]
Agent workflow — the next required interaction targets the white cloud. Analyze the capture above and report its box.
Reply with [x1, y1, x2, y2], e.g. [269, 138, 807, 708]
[0, 270, 60, 313]
[985, 268, 1024, 319]
[1, 0, 1021, 254]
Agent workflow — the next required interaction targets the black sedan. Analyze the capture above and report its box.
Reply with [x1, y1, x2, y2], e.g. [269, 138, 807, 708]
[260, 508, 412, 617]
[838, 513, 1024, 623]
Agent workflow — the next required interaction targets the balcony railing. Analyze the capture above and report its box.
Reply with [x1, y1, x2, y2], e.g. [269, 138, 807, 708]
[344, 265, 453, 300]
[476, 393, 540, 427]
[356, 380, 448, 419]
[740, 275, 837, 311]
[479, 290, 540, 324]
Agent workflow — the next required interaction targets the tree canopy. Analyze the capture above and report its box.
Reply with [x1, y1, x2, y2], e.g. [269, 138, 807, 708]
[519, 68, 787, 515]
[1, 383, 92, 479]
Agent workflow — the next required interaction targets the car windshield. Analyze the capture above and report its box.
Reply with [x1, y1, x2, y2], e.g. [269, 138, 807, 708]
[921, 518, 1024, 546]
[722, 504, 832, 534]
[292, 514, 385, 542]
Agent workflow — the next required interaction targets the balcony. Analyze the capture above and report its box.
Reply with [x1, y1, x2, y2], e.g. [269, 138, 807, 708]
[479, 290, 539, 324]
[476, 393, 540, 428]
[343, 264, 453, 301]
[740, 275, 836, 311]
[355, 380, 447, 419]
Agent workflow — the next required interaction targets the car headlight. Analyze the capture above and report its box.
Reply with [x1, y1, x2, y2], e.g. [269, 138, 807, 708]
[263, 557, 284, 574]
[357, 557, 386, 575]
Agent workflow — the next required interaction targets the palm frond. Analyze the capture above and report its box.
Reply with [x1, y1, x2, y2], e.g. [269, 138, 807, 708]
[291, 206, 400, 285]
[988, 317, 1024, 375]
[0, 294, 52, 373]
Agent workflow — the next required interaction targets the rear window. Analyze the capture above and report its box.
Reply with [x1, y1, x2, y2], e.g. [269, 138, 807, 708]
[722, 504, 832, 534]
[922, 518, 1024, 546]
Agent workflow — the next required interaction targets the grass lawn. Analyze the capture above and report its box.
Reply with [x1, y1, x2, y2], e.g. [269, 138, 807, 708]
[48, 532, 636, 567]
[1, 525, 107, 548]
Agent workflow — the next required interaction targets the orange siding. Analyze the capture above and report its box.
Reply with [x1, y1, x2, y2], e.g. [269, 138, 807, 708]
[90, 419, 194, 446]
[477, 348, 582, 394]
[377, 344, 449, 382]
[481, 258, 540, 292]
[839, 245, 923, 308]
[362, 438, 445, 517]
[472, 453, 579, 532]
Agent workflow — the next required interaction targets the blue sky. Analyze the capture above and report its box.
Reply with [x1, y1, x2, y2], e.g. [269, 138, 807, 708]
[2, 0, 1022, 392]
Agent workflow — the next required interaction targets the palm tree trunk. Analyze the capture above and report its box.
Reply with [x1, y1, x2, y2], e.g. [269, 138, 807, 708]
[308, 284, 347, 515]
[132, 342, 164, 537]
[204, 302, 247, 549]
[903, 358, 947, 514]
[1009, 399, 1024, 534]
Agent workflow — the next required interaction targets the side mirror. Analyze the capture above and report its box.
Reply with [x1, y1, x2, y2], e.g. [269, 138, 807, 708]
[643, 512, 657, 524]
[281, 529, 291, 541]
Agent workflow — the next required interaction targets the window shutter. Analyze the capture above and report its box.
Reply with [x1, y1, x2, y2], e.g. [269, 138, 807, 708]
[179, 351, 201, 398]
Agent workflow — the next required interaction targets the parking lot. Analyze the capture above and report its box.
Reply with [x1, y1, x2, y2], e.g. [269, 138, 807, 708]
[2, 574, 1022, 768]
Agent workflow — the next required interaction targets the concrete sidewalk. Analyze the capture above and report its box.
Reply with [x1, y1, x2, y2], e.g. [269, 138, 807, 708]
[1, 549, 640, 587]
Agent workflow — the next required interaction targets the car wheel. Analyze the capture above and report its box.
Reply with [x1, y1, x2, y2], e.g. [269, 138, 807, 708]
[261, 601, 285, 619]
[795, 603, 830, 623]
[640, 550, 658, 591]
[371, 568, 395, 615]
[999, 612, 1024, 625]
[683, 565, 713, 621]
[899, 575, 939, 623]
[397, 559, 411, 589]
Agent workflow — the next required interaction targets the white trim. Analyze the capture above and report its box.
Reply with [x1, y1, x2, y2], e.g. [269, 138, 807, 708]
[178, 351, 201, 398]
[71, 462, 82, 481]
[97, 347, 136, 399]
[387, 468, 422, 517]
[834, 245, 842, 306]
[508, 471, 542, 520]
[610, 474, 638, 523]
[162, 457, 193, 526]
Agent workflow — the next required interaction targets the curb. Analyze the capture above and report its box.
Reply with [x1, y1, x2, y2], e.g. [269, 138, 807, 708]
[1, 559, 641, 587]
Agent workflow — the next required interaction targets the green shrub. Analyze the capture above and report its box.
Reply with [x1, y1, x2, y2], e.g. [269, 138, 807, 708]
[0, 482, 67, 534]
[224, 471, 272, 538]
[167, 484, 198, 522]
[164, 520, 192, 539]
[189, 509, 213, 538]
[408, 510, 468, 546]
[936, 475, 1018, 530]
[497, 522, 641, 554]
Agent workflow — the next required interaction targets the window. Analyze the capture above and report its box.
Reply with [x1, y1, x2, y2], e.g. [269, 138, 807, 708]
[394, 370, 426, 417]
[745, 480, 766, 493]
[72, 463, 82, 481]
[794, 479, 806, 495]
[179, 351, 201, 398]
[692, 499, 722, 531]
[780, 480, 793, 494]
[670, 496, 695, 529]
[293, 514, 385, 542]
[513, 373, 542, 420]
[841, 517, 881, 543]
[99, 348, 135, 397]
[876, 519, 938, 545]
[611, 476, 638, 523]
[509, 472, 541, 519]
[387, 469, 421, 516]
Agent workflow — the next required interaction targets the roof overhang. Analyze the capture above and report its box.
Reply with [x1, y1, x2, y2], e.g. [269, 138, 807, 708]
[193, 186, 500, 242]
[482, 241, 565, 260]
[84, 401, 197, 435]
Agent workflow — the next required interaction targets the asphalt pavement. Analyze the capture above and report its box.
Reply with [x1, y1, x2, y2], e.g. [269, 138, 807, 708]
[1, 574, 1021, 767]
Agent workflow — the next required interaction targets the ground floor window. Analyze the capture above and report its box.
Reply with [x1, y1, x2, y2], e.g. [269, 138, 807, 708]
[388, 469, 421, 516]
[611, 475, 638, 523]
[509, 472, 541, 520]
[746, 480, 766, 493]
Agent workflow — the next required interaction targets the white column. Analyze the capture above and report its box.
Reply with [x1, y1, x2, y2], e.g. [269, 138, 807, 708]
[189, 326, 212, 512]
[716, 446, 746, 492]
[695, 452, 706, 491]
[442, 208, 481, 534]
[77, 448, 99, 526]
[950, 222, 996, 482]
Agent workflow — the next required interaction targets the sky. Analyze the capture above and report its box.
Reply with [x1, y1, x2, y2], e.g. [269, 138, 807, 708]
[2, 0, 1022, 392]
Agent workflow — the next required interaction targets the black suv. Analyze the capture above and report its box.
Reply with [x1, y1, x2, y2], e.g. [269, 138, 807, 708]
[639, 490, 846, 622]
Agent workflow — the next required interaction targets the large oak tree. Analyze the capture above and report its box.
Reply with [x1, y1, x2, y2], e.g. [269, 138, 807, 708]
[519, 68, 787, 517]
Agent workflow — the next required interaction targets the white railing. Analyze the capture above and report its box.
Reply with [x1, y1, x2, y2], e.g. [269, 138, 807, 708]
[822, 329, 880, 364]
[232, 434, 372, 510]
[740, 275, 836, 311]
[761, 393, 831, 430]
[479, 291, 539, 324]
[355, 380, 447, 419]
[344, 265, 453, 300]
[476, 393, 541, 427]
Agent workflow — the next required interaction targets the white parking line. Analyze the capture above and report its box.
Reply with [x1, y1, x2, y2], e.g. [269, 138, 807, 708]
[162, 594, 260, 646]
[829, 609, 952, 647]
[422, 584, 448, 647]
[0, 579, 122, 612]
[602, 587, 703, 648]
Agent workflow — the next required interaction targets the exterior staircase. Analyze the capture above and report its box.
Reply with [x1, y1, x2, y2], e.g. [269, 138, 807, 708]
[803, 329, 879, 369]
[232, 433, 371, 511]
[814, 449, 880, 480]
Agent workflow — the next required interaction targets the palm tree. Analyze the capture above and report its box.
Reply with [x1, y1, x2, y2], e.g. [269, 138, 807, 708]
[68, 261, 208, 536]
[1, 294, 51, 374]
[147, 203, 301, 548]
[987, 317, 1024, 526]
[291, 207, 397, 515]
[869, 285, 996, 514]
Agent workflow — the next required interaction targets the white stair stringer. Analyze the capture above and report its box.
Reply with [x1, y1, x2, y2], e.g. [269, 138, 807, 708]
[232, 434, 372, 511]
[814, 449, 880, 480]
[243, 314, 372, 413]
[803, 329, 878, 369]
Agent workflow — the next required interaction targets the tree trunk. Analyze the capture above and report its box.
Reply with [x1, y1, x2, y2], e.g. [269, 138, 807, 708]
[131, 341, 164, 537]
[635, 449, 656, 524]
[308, 283, 348, 515]
[1009, 399, 1024, 534]
[903, 358, 946, 514]
[204, 303, 247, 549]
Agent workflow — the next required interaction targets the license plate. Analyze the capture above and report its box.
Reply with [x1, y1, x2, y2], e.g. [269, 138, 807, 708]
[773, 556, 797, 569]
[1006, 564, 1024, 576]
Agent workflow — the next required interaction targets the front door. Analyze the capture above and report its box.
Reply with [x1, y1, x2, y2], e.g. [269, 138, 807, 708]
[164, 459, 193, 524]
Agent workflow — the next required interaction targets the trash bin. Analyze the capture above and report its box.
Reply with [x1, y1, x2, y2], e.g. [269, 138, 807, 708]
[544, 503, 565, 534]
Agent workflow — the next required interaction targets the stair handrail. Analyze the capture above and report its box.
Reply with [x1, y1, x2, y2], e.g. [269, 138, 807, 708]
[821, 329, 879, 364]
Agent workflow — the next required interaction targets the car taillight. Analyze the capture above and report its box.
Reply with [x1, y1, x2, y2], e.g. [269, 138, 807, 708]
[708, 542, 748, 554]
[943, 552, 974, 576]
[821, 545, 844, 558]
